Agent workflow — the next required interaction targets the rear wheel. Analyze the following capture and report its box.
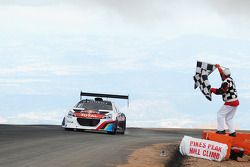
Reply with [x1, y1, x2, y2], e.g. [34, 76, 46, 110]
[120, 120, 126, 135]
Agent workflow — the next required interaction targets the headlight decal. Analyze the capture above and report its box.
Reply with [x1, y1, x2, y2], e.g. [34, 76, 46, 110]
[68, 111, 75, 117]
[103, 113, 112, 119]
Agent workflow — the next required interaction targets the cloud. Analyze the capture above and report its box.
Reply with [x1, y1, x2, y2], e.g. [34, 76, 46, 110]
[0, 62, 93, 77]
[236, 111, 250, 129]
[0, 116, 7, 124]
[6, 110, 64, 125]
[0, 36, 193, 79]
[0, 5, 94, 36]
[0, 78, 49, 85]
[207, 0, 250, 16]
[1, 0, 250, 39]
[125, 99, 195, 128]
[240, 93, 250, 100]
[89, 0, 250, 39]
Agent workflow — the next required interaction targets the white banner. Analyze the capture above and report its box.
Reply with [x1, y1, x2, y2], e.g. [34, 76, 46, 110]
[179, 136, 228, 162]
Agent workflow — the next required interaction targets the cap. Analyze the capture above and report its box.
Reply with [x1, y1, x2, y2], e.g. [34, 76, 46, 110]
[223, 68, 231, 76]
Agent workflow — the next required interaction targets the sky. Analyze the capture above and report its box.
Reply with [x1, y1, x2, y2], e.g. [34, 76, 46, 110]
[0, 0, 250, 130]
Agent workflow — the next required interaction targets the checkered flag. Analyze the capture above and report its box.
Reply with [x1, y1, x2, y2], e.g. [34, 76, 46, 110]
[194, 61, 216, 89]
[194, 69, 212, 101]
[193, 61, 216, 101]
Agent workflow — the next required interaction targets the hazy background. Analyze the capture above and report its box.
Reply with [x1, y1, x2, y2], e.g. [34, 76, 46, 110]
[0, 0, 250, 129]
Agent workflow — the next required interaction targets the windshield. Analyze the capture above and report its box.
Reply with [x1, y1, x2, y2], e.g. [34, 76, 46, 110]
[75, 99, 113, 110]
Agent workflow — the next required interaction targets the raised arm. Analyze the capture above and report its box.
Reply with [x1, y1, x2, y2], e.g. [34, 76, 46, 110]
[215, 64, 226, 81]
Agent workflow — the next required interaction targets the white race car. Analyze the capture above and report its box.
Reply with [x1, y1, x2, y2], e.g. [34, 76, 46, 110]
[62, 92, 129, 134]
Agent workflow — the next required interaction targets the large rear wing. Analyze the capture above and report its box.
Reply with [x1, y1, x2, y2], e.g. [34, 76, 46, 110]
[80, 91, 129, 107]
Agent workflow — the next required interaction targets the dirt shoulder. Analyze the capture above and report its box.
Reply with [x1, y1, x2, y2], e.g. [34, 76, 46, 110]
[117, 142, 182, 167]
[117, 143, 250, 167]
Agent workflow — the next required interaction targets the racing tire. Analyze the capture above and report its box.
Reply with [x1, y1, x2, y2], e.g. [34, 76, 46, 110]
[120, 120, 126, 135]
[62, 117, 65, 126]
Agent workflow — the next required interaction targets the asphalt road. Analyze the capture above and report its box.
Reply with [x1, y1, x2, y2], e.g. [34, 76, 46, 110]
[0, 125, 202, 167]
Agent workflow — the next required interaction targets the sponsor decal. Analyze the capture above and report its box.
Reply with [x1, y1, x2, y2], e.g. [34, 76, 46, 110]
[104, 123, 113, 132]
[74, 109, 104, 119]
[97, 120, 115, 130]
[75, 113, 103, 119]
[180, 136, 228, 162]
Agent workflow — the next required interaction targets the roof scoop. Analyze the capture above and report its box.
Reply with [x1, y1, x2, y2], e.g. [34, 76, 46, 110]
[95, 97, 103, 101]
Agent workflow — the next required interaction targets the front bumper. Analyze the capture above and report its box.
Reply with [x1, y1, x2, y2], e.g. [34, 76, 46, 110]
[62, 116, 115, 132]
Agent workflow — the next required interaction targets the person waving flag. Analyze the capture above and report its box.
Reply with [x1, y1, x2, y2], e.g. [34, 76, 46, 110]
[210, 64, 240, 137]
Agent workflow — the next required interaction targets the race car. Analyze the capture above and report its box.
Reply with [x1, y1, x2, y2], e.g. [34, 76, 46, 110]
[62, 92, 129, 134]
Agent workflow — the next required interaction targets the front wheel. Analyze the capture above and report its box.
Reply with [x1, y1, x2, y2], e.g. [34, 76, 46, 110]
[108, 120, 118, 135]
[62, 117, 65, 126]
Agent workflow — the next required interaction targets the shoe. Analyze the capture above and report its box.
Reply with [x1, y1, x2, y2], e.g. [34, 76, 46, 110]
[216, 130, 226, 134]
[229, 132, 237, 137]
